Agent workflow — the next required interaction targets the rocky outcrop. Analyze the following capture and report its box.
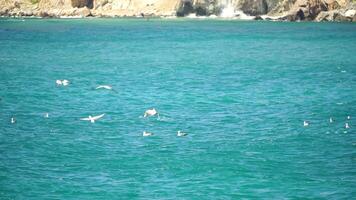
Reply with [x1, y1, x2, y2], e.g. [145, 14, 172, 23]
[315, 9, 355, 21]
[0, 0, 354, 21]
[281, 0, 355, 21]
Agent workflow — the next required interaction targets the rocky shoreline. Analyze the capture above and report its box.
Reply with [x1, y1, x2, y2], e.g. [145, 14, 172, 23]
[0, 0, 355, 22]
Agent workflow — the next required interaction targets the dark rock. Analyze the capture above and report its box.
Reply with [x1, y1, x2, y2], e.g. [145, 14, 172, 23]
[176, 1, 194, 17]
[39, 11, 55, 18]
[296, 8, 305, 20]
[239, 0, 269, 16]
[254, 15, 263, 20]
[195, 5, 207, 16]
[71, 0, 93, 9]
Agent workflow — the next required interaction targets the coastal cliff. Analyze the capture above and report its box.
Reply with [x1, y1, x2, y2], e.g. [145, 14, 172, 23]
[0, 0, 355, 21]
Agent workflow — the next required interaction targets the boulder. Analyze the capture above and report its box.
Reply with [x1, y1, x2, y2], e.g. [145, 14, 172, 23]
[333, 11, 350, 21]
[74, 6, 91, 17]
[315, 10, 353, 22]
[39, 11, 55, 18]
[315, 10, 332, 21]
[344, 9, 355, 18]
[254, 15, 263, 20]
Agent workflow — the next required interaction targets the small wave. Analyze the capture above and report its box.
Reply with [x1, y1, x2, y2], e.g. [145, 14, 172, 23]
[156, 116, 173, 122]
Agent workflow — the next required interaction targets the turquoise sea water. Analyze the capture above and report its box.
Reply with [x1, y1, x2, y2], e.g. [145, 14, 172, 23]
[0, 18, 355, 199]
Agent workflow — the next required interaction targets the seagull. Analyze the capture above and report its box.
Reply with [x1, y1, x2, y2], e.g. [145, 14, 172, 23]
[96, 85, 113, 90]
[44, 113, 49, 118]
[347, 116, 351, 120]
[144, 108, 158, 118]
[329, 117, 333, 123]
[11, 117, 16, 124]
[56, 79, 69, 86]
[143, 131, 153, 137]
[177, 130, 188, 137]
[303, 121, 309, 127]
[345, 123, 350, 129]
[62, 80, 69, 86]
[80, 114, 105, 123]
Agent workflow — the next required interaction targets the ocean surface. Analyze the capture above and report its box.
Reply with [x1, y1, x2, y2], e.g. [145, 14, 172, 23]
[0, 18, 355, 199]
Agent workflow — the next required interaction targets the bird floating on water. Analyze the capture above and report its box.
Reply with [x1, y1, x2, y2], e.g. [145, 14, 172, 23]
[143, 131, 153, 137]
[56, 79, 70, 86]
[11, 117, 16, 124]
[96, 85, 113, 90]
[177, 130, 188, 137]
[80, 114, 105, 123]
[347, 116, 351, 120]
[329, 117, 333, 123]
[44, 113, 49, 118]
[303, 121, 309, 127]
[144, 108, 158, 118]
[345, 123, 350, 129]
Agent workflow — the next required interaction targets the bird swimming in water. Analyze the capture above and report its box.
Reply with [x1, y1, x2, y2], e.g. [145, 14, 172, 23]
[56, 79, 69, 86]
[11, 117, 16, 124]
[62, 80, 69, 86]
[304, 121, 309, 127]
[177, 130, 188, 137]
[144, 108, 158, 118]
[345, 123, 350, 129]
[347, 116, 351, 120]
[143, 131, 153, 137]
[44, 113, 49, 118]
[80, 114, 105, 123]
[329, 117, 333, 123]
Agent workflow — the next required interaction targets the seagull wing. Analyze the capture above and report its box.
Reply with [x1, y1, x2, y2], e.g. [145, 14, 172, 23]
[92, 114, 105, 120]
[96, 85, 112, 90]
[80, 117, 90, 121]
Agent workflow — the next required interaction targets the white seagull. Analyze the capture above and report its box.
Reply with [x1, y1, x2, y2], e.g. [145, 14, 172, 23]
[347, 116, 351, 120]
[144, 108, 158, 118]
[56, 79, 69, 86]
[143, 131, 153, 137]
[11, 117, 16, 124]
[303, 121, 309, 127]
[80, 114, 105, 123]
[62, 80, 69, 86]
[345, 123, 350, 129]
[96, 85, 113, 90]
[45, 113, 49, 118]
[177, 130, 188, 137]
[329, 117, 333, 123]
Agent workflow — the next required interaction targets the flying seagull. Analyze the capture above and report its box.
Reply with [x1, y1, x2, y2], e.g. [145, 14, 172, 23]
[96, 85, 113, 90]
[144, 108, 158, 118]
[80, 114, 105, 123]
